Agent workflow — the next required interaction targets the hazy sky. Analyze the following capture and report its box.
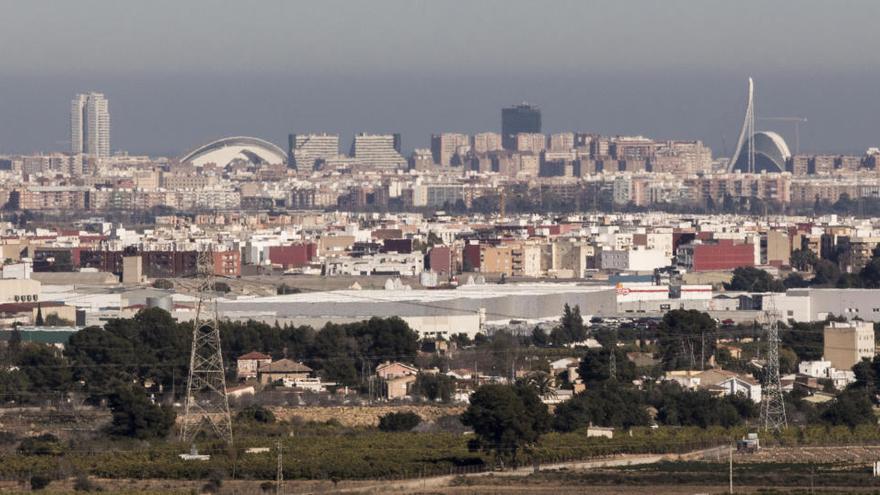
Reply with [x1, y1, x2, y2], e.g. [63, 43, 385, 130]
[1, 0, 879, 156]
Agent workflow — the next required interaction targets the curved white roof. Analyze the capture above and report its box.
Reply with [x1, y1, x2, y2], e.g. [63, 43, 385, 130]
[180, 136, 286, 167]
[760, 131, 791, 161]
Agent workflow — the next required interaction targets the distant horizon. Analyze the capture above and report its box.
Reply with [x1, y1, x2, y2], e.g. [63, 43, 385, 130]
[3, 0, 880, 157]
[1, 69, 877, 159]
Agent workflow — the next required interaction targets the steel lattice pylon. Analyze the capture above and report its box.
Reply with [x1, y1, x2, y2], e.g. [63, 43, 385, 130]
[180, 250, 233, 444]
[760, 297, 787, 431]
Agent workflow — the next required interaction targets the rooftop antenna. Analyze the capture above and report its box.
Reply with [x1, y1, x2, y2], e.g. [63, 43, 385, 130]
[180, 248, 233, 445]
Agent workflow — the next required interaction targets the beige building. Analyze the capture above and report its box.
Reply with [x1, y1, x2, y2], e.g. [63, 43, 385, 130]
[258, 359, 312, 385]
[480, 245, 514, 276]
[824, 321, 875, 371]
[236, 351, 272, 380]
[0, 279, 41, 303]
[376, 361, 418, 400]
[764, 230, 791, 267]
[122, 256, 143, 284]
[551, 240, 593, 278]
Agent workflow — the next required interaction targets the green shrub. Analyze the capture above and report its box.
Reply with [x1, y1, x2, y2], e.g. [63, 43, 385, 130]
[152, 279, 174, 290]
[30, 474, 51, 490]
[73, 474, 102, 492]
[378, 412, 422, 432]
[18, 434, 64, 456]
[237, 405, 275, 424]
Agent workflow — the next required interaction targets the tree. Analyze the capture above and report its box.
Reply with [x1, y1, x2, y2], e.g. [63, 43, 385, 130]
[724, 266, 785, 292]
[30, 475, 51, 491]
[521, 371, 554, 397]
[449, 333, 472, 348]
[107, 385, 176, 439]
[212, 281, 231, 293]
[413, 373, 456, 402]
[0, 368, 29, 404]
[553, 384, 650, 431]
[276, 283, 301, 295]
[821, 389, 875, 428]
[783, 272, 809, 289]
[811, 260, 841, 287]
[44, 314, 74, 327]
[577, 348, 636, 385]
[656, 310, 717, 370]
[17, 345, 71, 394]
[378, 411, 421, 432]
[530, 327, 549, 347]
[552, 304, 585, 345]
[460, 384, 550, 466]
[650, 384, 746, 428]
[151, 278, 174, 290]
[859, 257, 880, 288]
[34, 304, 44, 326]
[790, 248, 819, 272]
[237, 405, 275, 424]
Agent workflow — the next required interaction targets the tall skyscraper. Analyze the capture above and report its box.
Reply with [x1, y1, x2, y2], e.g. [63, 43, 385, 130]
[70, 92, 110, 159]
[288, 133, 339, 170]
[501, 103, 541, 150]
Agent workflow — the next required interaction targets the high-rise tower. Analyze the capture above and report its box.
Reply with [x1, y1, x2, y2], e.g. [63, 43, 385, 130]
[501, 103, 541, 150]
[70, 92, 110, 159]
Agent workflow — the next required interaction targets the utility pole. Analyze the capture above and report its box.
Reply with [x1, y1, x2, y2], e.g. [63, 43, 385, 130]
[276, 439, 283, 495]
[729, 443, 733, 494]
[180, 249, 234, 445]
[608, 328, 618, 380]
[701, 330, 705, 371]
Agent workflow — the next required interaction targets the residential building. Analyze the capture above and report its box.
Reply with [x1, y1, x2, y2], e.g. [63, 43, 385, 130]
[376, 361, 418, 400]
[258, 359, 313, 385]
[473, 132, 503, 153]
[237, 351, 272, 380]
[676, 239, 755, 272]
[71, 92, 110, 159]
[431, 133, 470, 167]
[351, 133, 406, 169]
[823, 320, 875, 371]
[288, 133, 339, 170]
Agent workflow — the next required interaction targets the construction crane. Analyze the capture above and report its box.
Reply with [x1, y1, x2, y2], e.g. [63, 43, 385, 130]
[758, 117, 807, 155]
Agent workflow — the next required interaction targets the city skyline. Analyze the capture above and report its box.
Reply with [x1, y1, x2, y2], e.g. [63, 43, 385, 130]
[2, 1, 880, 155]
[0, 70, 877, 159]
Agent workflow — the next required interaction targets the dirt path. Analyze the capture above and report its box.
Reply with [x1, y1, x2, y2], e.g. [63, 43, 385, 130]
[331, 445, 727, 494]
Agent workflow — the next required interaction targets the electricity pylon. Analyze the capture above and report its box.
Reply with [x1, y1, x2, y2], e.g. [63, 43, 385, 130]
[180, 249, 233, 444]
[760, 296, 787, 431]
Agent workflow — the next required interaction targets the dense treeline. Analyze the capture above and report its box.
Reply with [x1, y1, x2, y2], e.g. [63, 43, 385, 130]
[726, 245, 880, 292]
[0, 308, 420, 407]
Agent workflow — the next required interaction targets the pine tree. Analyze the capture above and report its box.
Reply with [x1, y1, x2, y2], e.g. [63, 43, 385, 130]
[34, 304, 44, 326]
